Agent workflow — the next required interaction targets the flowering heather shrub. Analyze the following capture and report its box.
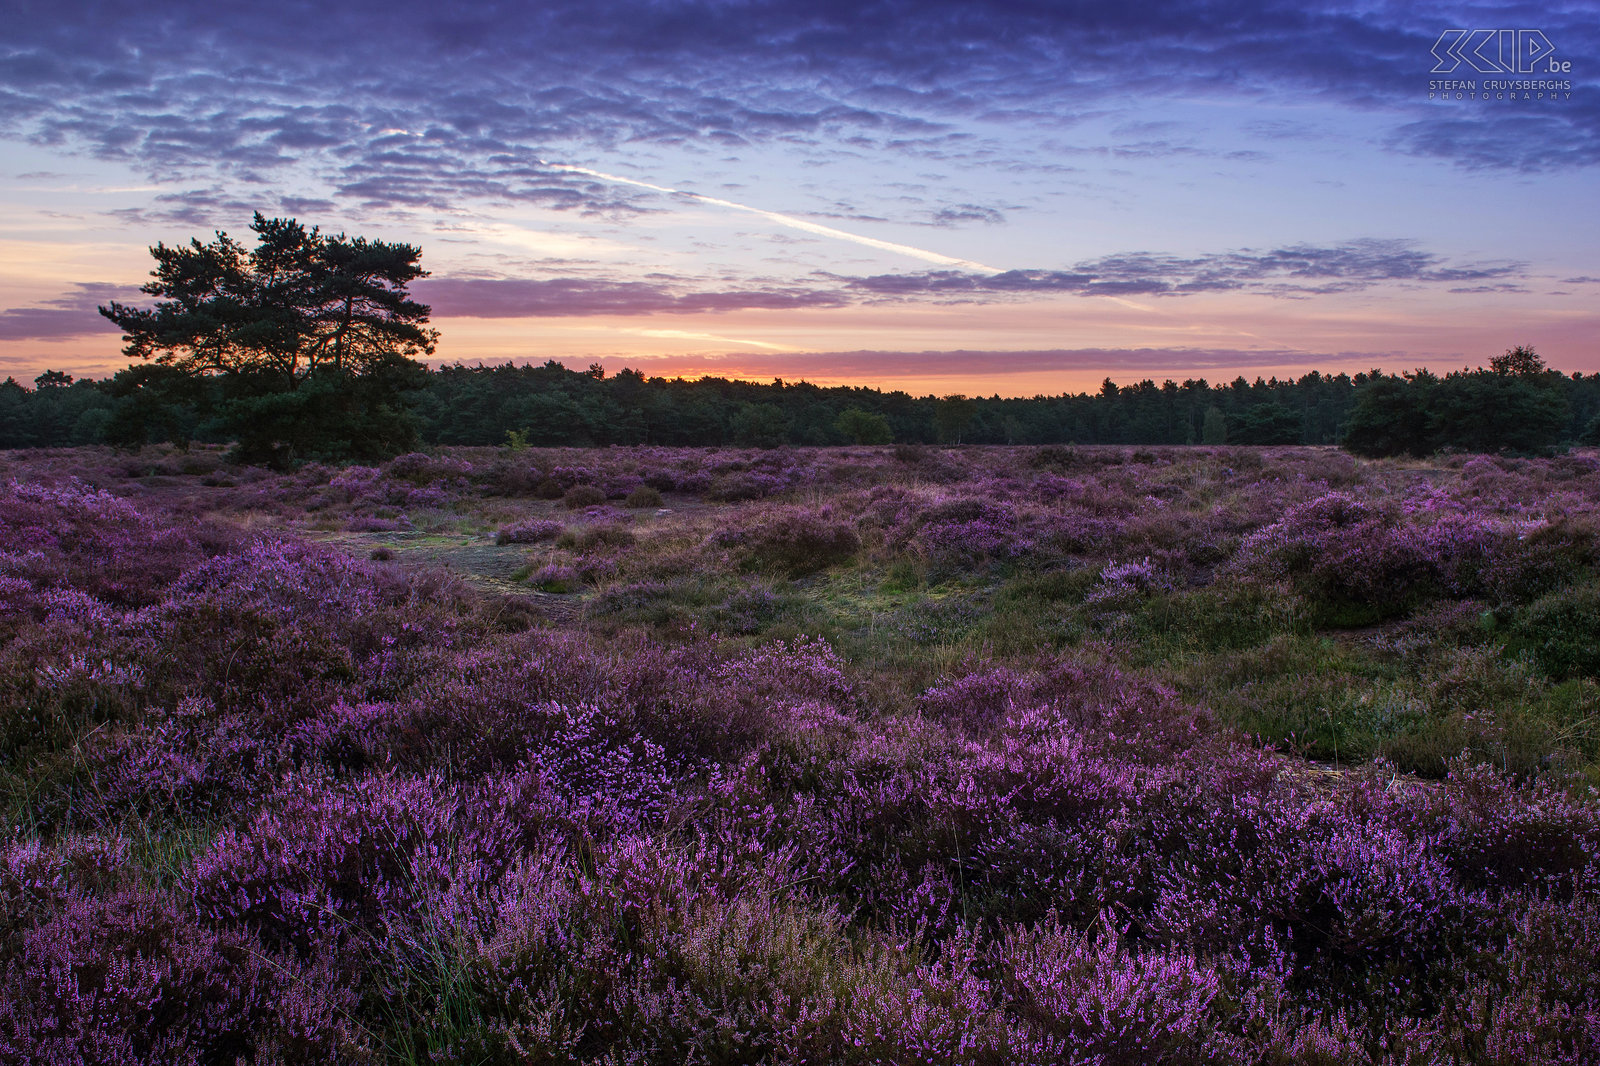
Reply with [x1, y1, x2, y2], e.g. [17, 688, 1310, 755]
[1483, 516, 1600, 604]
[707, 471, 787, 502]
[327, 463, 382, 495]
[97, 708, 274, 820]
[0, 836, 128, 937]
[0, 478, 229, 607]
[1085, 557, 1170, 607]
[190, 772, 527, 956]
[131, 537, 469, 715]
[494, 519, 562, 545]
[918, 665, 1034, 733]
[345, 514, 409, 532]
[999, 921, 1231, 1063]
[919, 659, 1208, 755]
[1230, 491, 1521, 619]
[1428, 762, 1600, 899]
[901, 496, 1035, 570]
[0, 886, 360, 1063]
[384, 451, 473, 486]
[526, 562, 580, 592]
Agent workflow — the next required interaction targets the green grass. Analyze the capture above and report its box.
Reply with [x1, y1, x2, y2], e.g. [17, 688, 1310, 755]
[289, 480, 1600, 787]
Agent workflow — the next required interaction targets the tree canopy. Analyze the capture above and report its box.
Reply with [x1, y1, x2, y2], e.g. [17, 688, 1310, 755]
[1343, 347, 1571, 458]
[98, 214, 435, 465]
[8, 341, 1598, 456]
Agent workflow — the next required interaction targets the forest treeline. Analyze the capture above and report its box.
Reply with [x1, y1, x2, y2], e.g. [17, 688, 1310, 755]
[5, 353, 1600, 455]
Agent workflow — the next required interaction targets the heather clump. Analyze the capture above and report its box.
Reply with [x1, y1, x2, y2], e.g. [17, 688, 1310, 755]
[1230, 491, 1518, 623]
[918, 659, 1208, 758]
[713, 505, 862, 575]
[560, 483, 606, 510]
[0, 884, 361, 1062]
[554, 520, 634, 551]
[624, 484, 664, 508]
[525, 562, 581, 592]
[1085, 557, 1170, 608]
[998, 920, 1235, 1062]
[384, 451, 473, 486]
[189, 772, 552, 957]
[900, 495, 1034, 572]
[1506, 580, 1600, 680]
[494, 518, 562, 544]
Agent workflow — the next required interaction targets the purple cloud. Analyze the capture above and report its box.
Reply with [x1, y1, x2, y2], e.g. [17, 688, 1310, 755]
[0, 283, 139, 341]
[0, 0, 1593, 228]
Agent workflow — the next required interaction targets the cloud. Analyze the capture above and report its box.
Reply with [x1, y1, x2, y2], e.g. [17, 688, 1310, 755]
[0, 283, 139, 341]
[930, 203, 1005, 226]
[1387, 109, 1600, 172]
[417, 276, 848, 317]
[416, 238, 1523, 319]
[1, 0, 1594, 226]
[847, 240, 1524, 300]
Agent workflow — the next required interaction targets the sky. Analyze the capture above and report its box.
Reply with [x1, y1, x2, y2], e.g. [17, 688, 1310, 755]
[1, 0, 1596, 396]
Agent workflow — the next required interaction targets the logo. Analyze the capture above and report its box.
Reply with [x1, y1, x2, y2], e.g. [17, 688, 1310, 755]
[1430, 30, 1570, 73]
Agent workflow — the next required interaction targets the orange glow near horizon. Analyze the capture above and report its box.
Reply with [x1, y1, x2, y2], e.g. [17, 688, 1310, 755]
[5, 291, 1597, 398]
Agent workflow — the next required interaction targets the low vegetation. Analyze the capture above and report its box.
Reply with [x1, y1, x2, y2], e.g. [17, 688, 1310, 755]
[2, 442, 1599, 1062]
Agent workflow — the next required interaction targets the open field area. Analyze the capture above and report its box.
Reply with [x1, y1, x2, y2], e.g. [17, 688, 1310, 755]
[4, 443, 1600, 1063]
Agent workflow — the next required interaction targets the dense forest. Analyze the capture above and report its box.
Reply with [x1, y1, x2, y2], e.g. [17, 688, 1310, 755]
[4, 355, 1599, 455]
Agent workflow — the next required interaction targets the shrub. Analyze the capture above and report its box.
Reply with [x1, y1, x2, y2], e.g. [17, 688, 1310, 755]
[1508, 581, 1600, 680]
[529, 564, 581, 592]
[0, 886, 359, 1061]
[562, 484, 606, 509]
[555, 523, 635, 551]
[905, 496, 1032, 570]
[716, 507, 861, 575]
[495, 519, 563, 545]
[385, 451, 472, 486]
[624, 485, 664, 508]
[1229, 491, 1511, 623]
[1028, 445, 1078, 470]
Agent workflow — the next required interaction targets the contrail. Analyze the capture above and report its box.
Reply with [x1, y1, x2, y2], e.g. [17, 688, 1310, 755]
[541, 160, 1001, 274]
[625, 328, 796, 352]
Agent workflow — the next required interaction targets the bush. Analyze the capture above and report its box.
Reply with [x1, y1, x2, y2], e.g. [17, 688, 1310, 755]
[556, 523, 636, 551]
[717, 508, 861, 575]
[1, 886, 359, 1060]
[625, 485, 664, 508]
[892, 443, 928, 464]
[1028, 444, 1078, 470]
[562, 484, 606, 509]
[528, 563, 581, 592]
[495, 520, 563, 545]
[1508, 581, 1600, 680]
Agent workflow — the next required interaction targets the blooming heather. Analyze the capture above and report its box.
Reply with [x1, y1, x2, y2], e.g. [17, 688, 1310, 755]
[1, 447, 1599, 1062]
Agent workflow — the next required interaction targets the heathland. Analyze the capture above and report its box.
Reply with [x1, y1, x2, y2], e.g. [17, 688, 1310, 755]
[3, 442, 1599, 1063]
